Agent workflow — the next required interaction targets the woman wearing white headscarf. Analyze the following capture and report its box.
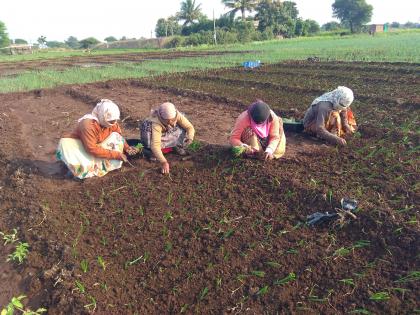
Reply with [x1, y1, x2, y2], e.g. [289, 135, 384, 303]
[140, 102, 195, 174]
[56, 99, 139, 179]
[303, 86, 357, 146]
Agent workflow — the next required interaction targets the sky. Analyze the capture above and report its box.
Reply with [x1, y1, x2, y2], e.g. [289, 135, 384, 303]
[1, 0, 419, 43]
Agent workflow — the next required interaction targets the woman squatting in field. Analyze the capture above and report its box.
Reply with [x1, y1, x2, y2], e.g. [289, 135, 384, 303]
[56, 99, 139, 179]
[230, 100, 286, 160]
[140, 102, 195, 174]
[303, 86, 357, 146]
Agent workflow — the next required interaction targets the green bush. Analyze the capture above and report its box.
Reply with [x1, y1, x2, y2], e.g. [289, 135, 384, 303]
[165, 36, 185, 48]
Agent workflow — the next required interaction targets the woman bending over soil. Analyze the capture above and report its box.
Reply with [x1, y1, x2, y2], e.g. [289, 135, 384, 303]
[141, 102, 195, 174]
[303, 86, 357, 146]
[230, 100, 286, 160]
[56, 99, 139, 179]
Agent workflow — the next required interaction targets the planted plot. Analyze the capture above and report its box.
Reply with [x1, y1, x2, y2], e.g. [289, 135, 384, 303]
[0, 60, 418, 314]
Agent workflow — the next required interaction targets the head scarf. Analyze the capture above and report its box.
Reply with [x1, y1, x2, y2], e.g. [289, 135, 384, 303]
[248, 100, 272, 139]
[158, 102, 177, 120]
[311, 86, 354, 110]
[78, 99, 120, 128]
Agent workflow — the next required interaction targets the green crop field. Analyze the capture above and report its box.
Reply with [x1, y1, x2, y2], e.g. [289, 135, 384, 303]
[0, 30, 419, 93]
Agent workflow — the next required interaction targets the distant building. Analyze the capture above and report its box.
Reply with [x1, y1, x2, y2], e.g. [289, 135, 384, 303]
[4, 44, 36, 55]
[369, 24, 389, 34]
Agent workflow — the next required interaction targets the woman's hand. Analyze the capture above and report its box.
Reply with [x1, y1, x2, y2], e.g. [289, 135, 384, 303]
[119, 153, 128, 162]
[264, 152, 274, 161]
[161, 161, 170, 174]
[125, 146, 139, 156]
[336, 138, 347, 146]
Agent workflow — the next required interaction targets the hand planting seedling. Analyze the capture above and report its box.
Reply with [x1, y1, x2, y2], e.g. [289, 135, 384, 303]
[186, 139, 201, 152]
[134, 143, 144, 152]
[232, 146, 246, 158]
[7, 242, 29, 264]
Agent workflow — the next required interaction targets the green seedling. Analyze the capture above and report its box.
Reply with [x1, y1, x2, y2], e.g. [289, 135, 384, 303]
[251, 270, 265, 278]
[198, 287, 209, 301]
[257, 285, 269, 295]
[349, 309, 372, 314]
[274, 272, 296, 285]
[97, 256, 106, 270]
[125, 255, 143, 268]
[164, 241, 173, 253]
[333, 247, 351, 257]
[7, 242, 29, 264]
[232, 146, 246, 157]
[0, 229, 18, 245]
[163, 211, 173, 222]
[369, 292, 390, 301]
[352, 240, 371, 249]
[134, 143, 144, 152]
[395, 271, 420, 283]
[339, 278, 355, 286]
[80, 259, 89, 273]
[1, 295, 47, 315]
[265, 261, 281, 268]
[84, 296, 97, 312]
[187, 140, 202, 152]
[223, 228, 235, 239]
[75, 280, 86, 294]
[180, 304, 189, 313]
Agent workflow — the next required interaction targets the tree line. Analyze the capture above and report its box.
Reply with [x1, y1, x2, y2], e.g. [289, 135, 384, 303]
[1, 0, 419, 50]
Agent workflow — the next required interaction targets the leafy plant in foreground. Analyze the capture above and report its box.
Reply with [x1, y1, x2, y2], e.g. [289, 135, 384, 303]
[7, 242, 29, 264]
[187, 140, 202, 152]
[1, 295, 47, 315]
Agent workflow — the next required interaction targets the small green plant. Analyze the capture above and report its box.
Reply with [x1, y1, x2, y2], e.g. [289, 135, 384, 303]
[163, 211, 173, 222]
[134, 142, 144, 152]
[0, 229, 18, 245]
[257, 285, 269, 295]
[75, 280, 86, 294]
[349, 309, 372, 315]
[187, 140, 202, 152]
[265, 261, 281, 268]
[84, 296, 97, 312]
[274, 272, 296, 285]
[80, 259, 89, 273]
[198, 287, 209, 301]
[125, 255, 143, 268]
[97, 256, 106, 270]
[369, 291, 390, 301]
[232, 146, 246, 157]
[7, 242, 29, 264]
[333, 247, 351, 257]
[395, 271, 420, 283]
[251, 270, 265, 278]
[339, 278, 355, 286]
[1, 295, 47, 315]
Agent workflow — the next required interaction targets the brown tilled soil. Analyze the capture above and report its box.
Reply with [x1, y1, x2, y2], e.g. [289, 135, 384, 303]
[0, 61, 418, 314]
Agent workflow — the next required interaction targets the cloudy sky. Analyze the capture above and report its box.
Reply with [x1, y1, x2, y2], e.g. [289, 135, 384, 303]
[1, 0, 419, 43]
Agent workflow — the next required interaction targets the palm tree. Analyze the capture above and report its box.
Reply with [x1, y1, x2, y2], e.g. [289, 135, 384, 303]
[222, 0, 259, 21]
[178, 0, 203, 26]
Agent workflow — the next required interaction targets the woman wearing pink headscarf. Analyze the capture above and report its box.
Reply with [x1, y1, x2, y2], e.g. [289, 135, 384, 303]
[230, 100, 286, 160]
[57, 99, 139, 179]
[140, 102, 195, 174]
